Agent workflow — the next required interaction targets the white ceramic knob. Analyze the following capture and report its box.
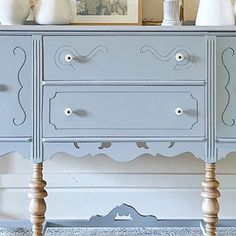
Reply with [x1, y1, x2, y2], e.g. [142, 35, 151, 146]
[64, 108, 73, 116]
[175, 53, 184, 62]
[175, 107, 184, 116]
[65, 54, 74, 62]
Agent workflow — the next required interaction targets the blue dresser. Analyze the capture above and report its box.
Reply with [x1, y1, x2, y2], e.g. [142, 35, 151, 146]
[0, 25, 236, 236]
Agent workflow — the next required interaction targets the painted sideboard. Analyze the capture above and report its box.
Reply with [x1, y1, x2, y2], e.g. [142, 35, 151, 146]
[1, 25, 236, 236]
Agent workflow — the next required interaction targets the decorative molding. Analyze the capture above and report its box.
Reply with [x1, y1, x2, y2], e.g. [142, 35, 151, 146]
[221, 47, 235, 127]
[54, 45, 109, 71]
[48, 91, 198, 131]
[43, 141, 205, 162]
[89, 204, 158, 226]
[206, 37, 217, 162]
[12, 46, 27, 126]
[140, 45, 192, 71]
[32, 35, 43, 162]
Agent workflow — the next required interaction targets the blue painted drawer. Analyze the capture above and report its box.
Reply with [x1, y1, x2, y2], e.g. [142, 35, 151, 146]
[43, 86, 205, 138]
[43, 36, 205, 82]
[0, 36, 32, 137]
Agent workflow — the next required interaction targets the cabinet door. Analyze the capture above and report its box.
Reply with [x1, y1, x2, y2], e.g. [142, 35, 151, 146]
[0, 37, 32, 137]
[217, 38, 236, 138]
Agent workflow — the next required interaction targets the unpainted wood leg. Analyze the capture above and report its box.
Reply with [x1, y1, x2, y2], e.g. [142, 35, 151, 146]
[28, 163, 48, 236]
[201, 162, 220, 236]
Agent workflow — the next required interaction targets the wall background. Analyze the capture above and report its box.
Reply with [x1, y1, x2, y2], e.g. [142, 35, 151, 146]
[1, 0, 236, 221]
[143, 0, 199, 22]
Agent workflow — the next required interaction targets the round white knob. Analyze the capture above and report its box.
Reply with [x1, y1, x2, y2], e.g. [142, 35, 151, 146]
[175, 53, 184, 62]
[65, 54, 74, 62]
[64, 108, 73, 116]
[175, 107, 184, 116]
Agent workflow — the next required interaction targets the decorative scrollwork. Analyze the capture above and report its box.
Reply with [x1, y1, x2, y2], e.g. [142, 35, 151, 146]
[140, 45, 192, 71]
[168, 142, 175, 148]
[12, 46, 27, 126]
[221, 47, 235, 127]
[89, 204, 158, 225]
[54, 45, 109, 71]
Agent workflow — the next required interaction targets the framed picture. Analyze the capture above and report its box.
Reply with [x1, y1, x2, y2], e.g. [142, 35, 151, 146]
[70, 0, 142, 25]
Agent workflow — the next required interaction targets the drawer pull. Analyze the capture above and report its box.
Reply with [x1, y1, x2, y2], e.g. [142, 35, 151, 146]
[175, 53, 185, 62]
[175, 107, 184, 116]
[65, 54, 74, 62]
[64, 108, 73, 116]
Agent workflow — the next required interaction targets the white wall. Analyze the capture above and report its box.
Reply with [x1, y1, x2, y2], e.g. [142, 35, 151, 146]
[1, 0, 236, 221]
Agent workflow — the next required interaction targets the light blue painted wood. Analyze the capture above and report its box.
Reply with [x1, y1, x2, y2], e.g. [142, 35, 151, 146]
[44, 36, 205, 82]
[2, 26, 236, 236]
[43, 85, 204, 138]
[0, 36, 32, 137]
[0, 27, 234, 163]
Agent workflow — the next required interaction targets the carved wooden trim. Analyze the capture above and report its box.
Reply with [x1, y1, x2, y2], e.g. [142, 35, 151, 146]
[221, 47, 235, 127]
[12, 46, 27, 126]
[43, 140, 206, 162]
[140, 45, 192, 71]
[28, 163, 47, 236]
[201, 163, 220, 236]
[54, 45, 109, 71]
[89, 204, 158, 226]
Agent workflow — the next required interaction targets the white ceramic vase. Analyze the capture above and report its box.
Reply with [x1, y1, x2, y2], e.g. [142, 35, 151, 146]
[35, 0, 71, 25]
[196, 0, 235, 26]
[162, 0, 181, 26]
[0, 0, 30, 25]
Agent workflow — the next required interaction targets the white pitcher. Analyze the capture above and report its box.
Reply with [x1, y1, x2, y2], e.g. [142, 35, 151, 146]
[196, 0, 235, 26]
[0, 0, 30, 25]
[35, 0, 71, 25]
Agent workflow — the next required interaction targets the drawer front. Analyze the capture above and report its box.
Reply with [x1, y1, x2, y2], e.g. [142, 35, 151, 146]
[44, 36, 205, 81]
[43, 86, 205, 138]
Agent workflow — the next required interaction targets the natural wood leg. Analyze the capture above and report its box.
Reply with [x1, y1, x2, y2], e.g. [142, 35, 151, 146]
[201, 162, 220, 236]
[28, 163, 47, 236]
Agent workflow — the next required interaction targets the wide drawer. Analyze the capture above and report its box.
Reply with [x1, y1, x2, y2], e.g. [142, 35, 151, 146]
[43, 86, 205, 138]
[43, 36, 205, 81]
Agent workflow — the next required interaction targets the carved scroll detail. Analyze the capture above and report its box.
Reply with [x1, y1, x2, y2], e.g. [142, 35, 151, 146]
[13, 46, 27, 126]
[140, 45, 192, 71]
[89, 204, 158, 225]
[54, 45, 109, 71]
[221, 47, 235, 127]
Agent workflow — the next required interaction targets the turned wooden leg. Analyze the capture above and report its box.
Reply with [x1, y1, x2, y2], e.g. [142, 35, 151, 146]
[28, 163, 48, 236]
[201, 162, 220, 236]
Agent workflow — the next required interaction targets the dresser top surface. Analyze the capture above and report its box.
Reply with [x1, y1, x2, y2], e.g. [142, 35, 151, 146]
[1, 24, 236, 33]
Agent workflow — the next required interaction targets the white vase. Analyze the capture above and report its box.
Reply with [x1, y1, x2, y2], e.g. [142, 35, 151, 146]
[0, 0, 30, 25]
[162, 0, 181, 26]
[196, 0, 235, 26]
[35, 0, 71, 25]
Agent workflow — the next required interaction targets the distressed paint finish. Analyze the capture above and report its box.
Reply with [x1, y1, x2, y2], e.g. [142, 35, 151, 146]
[1, 26, 236, 236]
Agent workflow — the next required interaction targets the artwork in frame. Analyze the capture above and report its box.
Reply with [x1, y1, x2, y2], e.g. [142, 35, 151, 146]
[70, 0, 142, 25]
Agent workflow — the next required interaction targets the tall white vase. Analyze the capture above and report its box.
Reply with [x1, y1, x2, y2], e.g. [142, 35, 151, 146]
[0, 0, 30, 25]
[162, 0, 181, 26]
[196, 0, 235, 26]
[35, 0, 71, 25]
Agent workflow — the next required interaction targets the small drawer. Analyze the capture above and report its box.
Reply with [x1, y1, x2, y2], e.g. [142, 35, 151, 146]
[43, 86, 205, 138]
[43, 36, 205, 82]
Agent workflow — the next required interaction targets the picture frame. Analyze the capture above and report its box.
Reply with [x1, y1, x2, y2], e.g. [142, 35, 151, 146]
[70, 0, 142, 25]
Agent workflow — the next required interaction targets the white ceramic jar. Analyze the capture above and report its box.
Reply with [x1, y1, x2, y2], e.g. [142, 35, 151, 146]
[162, 0, 181, 26]
[196, 0, 235, 26]
[0, 0, 30, 25]
[35, 0, 71, 25]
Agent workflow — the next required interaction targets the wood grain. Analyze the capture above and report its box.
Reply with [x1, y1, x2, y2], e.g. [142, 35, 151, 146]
[28, 163, 47, 236]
